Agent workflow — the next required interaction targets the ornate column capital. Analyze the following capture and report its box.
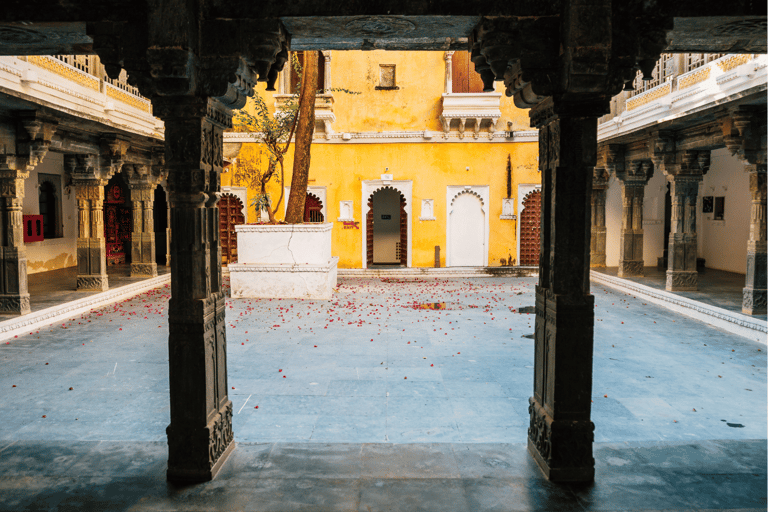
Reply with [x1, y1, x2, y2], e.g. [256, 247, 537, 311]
[616, 159, 654, 186]
[16, 111, 58, 169]
[721, 106, 767, 166]
[65, 154, 112, 185]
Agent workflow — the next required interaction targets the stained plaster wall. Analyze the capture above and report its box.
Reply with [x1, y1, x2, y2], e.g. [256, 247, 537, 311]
[698, 148, 750, 274]
[222, 141, 540, 268]
[22, 151, 77, 273]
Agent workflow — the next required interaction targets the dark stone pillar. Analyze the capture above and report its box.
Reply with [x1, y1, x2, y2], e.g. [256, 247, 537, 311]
[166, 194, 172, 267]
[616, 161, 654, 277]
[528, 97, 599, 482]
[0, 168, 31, 315]
[126, 169, 158, 277]
[157, 96, 232, 482]
[590, 167, 609, 268]
[744, 166, 767, 314]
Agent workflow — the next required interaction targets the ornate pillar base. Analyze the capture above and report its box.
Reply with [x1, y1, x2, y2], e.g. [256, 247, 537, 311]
[590, 226, 607, 268]
[0, 247, 31, 315]
[618, 259, 644, 277]
[77, 274, 109, 291]
[530, 287, 595, 483]
[528, 398, 595, 483]
[743, 287, 767, 315]
[131, 262, 158, 277]
[666, 270, 698, 291]
[0, 294, 31, 315]
[166, 401, 234, 482]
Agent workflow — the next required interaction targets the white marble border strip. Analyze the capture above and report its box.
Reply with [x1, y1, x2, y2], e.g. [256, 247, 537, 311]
[590, 270, 767, 345]
[338, 267, 538, 278]
[0, 274, 171, 342]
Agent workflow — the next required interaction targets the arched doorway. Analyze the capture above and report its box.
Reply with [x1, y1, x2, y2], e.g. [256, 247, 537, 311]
[448, 191, 486, 266]
[305, 192, 324, 222]
[154, 185, 168, 266]
[104, 173, 132, 266]
[219, 193, 245, 264]
[367, 187, 407, 266]
[519, 189, 542, 266]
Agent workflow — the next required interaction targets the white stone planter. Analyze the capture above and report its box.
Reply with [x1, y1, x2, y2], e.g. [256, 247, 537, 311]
[229, 223, 338, 300]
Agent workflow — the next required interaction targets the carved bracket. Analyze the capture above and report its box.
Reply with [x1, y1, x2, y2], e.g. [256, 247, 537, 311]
[721, 106, 767, 166]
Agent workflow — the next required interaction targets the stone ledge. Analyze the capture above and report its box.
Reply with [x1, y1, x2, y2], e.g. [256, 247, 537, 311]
[0, 273, 171, 342]
[590, 270, 767, 345]
[339, 266, 538, 278]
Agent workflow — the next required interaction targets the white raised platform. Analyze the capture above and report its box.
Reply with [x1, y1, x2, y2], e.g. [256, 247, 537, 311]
[0, 273, 170, 342]
[229, 223, 338, 300]
[591, 270, 767, 345]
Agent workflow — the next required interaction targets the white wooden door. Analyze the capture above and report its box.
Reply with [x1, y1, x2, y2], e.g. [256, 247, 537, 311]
[449, 192, 485, 266]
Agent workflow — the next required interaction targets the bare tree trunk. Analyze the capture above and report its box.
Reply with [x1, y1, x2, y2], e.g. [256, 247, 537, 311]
[285, 51, 318, 224]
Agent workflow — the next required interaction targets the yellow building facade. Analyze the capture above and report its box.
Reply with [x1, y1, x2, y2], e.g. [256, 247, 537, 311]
[222, 50, 541, 269]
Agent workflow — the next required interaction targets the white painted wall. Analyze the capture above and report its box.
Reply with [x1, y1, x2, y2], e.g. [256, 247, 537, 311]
[22, 151, 77, 274]
[643, 170, 667, 266]
[698, 148, 749, 274]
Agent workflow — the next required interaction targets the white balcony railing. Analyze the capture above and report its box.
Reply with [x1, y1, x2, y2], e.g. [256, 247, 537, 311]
[440, 92, 502, 139]
[0, 55, 162, 138]
[599, 54, 767, 141]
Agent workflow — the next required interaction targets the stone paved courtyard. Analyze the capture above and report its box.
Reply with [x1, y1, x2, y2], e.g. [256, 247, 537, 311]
[0, 276, 766, 510]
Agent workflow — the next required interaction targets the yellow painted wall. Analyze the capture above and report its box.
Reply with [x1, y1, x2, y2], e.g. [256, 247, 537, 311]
[223, 141, 540, 268]
[224, 50, 540, 268]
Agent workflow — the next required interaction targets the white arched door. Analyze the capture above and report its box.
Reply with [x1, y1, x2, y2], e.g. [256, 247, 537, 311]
[448, 191, 485, 266]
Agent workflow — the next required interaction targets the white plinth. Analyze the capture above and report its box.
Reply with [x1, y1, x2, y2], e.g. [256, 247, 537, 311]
[229, 223, 337, 299]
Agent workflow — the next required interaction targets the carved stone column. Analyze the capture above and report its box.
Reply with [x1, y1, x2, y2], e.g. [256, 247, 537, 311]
[126, 166, 158, 277]
[68, 157, 110, 292]
[0, 113, 57, 314]
[527, 97, 601, 483]
[155, 96, 232, 482]
[616, 160, 654, 277]
[722, 106, 767, 315]
[744, 168, 767, 314]
[0, 166, 30, 315]
[590, 167, 609, 268]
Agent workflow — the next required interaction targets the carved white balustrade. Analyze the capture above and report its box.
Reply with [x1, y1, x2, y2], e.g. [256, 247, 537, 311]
[439, 92, 502, 139]
[0, 56, 162, 138]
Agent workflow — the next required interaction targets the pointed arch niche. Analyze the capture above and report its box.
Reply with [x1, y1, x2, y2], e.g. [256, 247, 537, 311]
[446, 185, 490, 267]
[362, 180, 412, 268]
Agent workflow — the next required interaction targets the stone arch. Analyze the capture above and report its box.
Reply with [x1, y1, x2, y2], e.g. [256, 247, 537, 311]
[450, 189, 485, 208]
[448, 189, 486, 266]
[366, 186, 407, 266]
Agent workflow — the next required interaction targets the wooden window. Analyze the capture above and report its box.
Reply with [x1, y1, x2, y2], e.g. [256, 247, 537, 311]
[39, 181, 57, 239]
[714, 196, 725, 220]
[630, 54, 673, 96]
[685, 53, 725, 72]
[451, 51, 485, 93]
[289, 52, 326, 93]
